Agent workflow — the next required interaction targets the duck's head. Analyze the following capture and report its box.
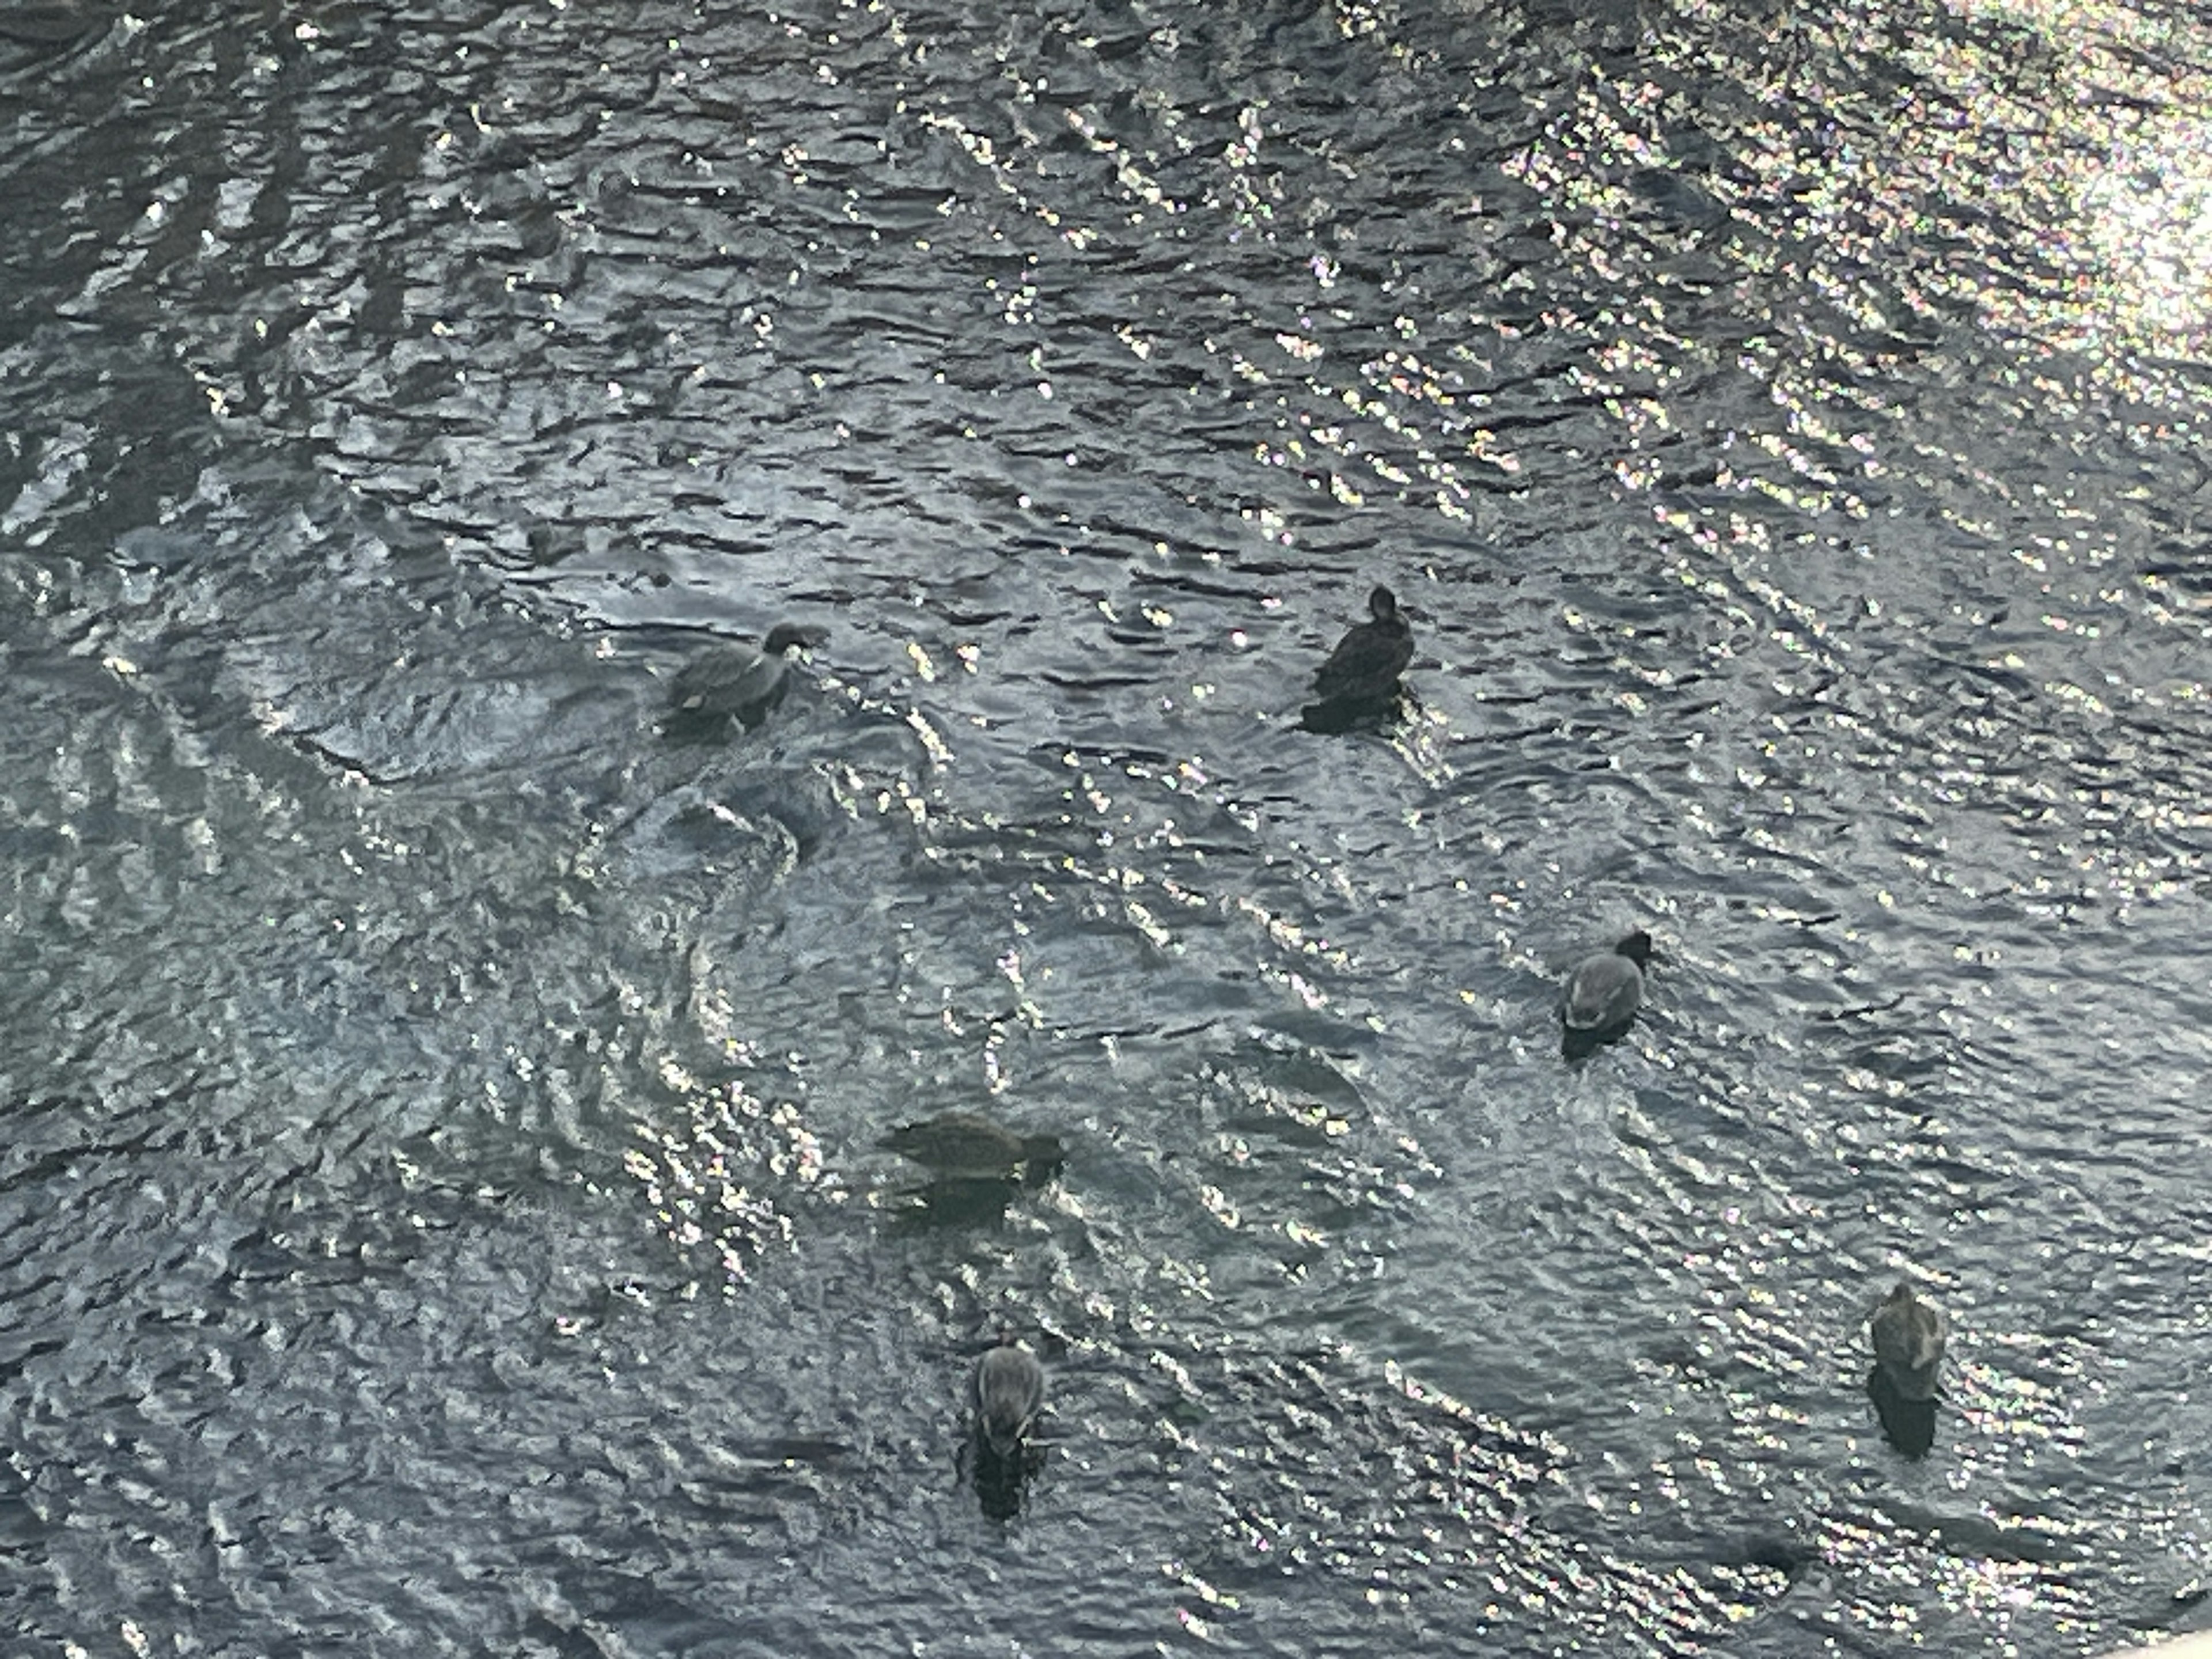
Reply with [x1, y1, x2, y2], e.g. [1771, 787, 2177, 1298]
[762, 621, 830, 657]
[1367, 585, 1399, 622]
[1614, 930, 1654, 967]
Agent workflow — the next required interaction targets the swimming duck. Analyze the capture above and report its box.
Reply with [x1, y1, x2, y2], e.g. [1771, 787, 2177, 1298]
[1868, 1281, 1945, 1400]
[1310, 584, 1415, 708]
[877, 1111, 1064, 1180]
[1561, 930, 1653, 1040]
[665, 622, 827, 730]
[972, 1332, 1046, 1458]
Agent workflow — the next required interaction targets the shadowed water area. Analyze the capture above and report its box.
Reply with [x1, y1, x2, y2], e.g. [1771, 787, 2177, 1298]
[5, 0, 2212, 1653]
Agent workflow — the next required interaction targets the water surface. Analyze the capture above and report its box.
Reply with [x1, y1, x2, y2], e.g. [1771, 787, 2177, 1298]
[5, 1, 2212, 1653]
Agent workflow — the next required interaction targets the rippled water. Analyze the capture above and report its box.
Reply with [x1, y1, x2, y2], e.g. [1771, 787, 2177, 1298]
[6, 1, 2212, 1653]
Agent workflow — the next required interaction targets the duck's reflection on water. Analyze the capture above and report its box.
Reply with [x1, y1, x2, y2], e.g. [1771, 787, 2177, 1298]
[882, 1173, 1031, 1229]
[1866, 1365, 1940, 1459]
[965, 1436, 1046, 1521]
[1298, 691, 1405, 735]
[1559, 1021, 1631, 1063]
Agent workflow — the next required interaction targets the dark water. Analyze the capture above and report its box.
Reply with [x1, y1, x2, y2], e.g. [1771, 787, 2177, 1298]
[5, 1, 2212, 1653]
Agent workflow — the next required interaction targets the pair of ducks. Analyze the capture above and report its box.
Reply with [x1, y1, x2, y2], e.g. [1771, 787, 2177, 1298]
[959, 1290, 1942, 1474]
[1321, 592, 1658, 1051]
[1562, 936, 1955, 1428]
[1571, 938, 1954, 1450]
[958, 1289, 1942, 1473]
[960, 1269, 1942, 1475]
[1316, 595, 1657, 1052]
[1317, 591, 1658, 1051]
[664, 584, 1419, 737]
[1562, 933, 1953, 1419]
[1567, 939, 1953, 1418]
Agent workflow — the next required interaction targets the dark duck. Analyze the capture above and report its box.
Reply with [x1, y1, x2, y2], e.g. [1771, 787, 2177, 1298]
[1865, 1280, 1947, 1459]
[1559, 929, 1653, 1059]
[1301, 585, 1414, 732]
[664, 622, 827, 736]
[1868, 1281, 1946, 1401]
[876, 1111, 1064, 1183]
[967, 1330, 1048, 1518]
[971, 1332, 1047, 1460]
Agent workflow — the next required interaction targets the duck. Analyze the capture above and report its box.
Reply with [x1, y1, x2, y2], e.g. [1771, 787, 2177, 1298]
[1868, 1281, 1945, 1400]
[972, 1331, 1046, 1458]
[665, 622, 827, 730]
[1310, 585, 1415, 709]
[1560, 929, 1653, 1041]
[876, 1111, 1064, 1180]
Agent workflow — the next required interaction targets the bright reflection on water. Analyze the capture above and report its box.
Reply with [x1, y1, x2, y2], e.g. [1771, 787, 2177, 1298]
[3, 0, 2212, 1656]
[1934, 0, 2212, 355]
